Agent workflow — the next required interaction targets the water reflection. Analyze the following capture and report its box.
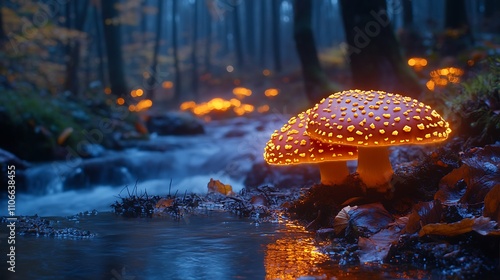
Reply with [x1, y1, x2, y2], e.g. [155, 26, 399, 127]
[265, 222, 331, 279]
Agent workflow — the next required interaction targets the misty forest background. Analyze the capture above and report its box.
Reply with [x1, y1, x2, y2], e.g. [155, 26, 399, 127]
[0, 0, 499, 162]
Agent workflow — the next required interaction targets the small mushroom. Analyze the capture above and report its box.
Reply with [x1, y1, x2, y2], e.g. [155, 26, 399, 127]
[306, 89, 452, 191]
[263, 109, 358, 185]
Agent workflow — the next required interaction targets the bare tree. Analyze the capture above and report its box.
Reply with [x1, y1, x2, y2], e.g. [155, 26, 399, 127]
[172, 0, 181, 103]
[294, 0, 339, 104]
[271, 0, 282, 72]
[147, 0, 164, 99]
[339, 0, 421, 98]
[64, 0, 89, 96]
[101, 0, 128, 98]
[190, 0, 199, 96]
[0, 0, 7, 44]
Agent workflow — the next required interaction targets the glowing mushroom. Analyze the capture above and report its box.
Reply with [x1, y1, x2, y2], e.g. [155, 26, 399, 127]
[306, 89, 452, 191]
[263, 110, 358, 185]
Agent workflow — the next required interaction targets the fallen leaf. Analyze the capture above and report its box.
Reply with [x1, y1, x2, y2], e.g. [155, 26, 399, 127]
[419, 217, 500, 237]
[483, 184, 500, 223]
[155, 198, 174, 209]
[333, 205, 357, 236]
[404, 200, 442, 234]
[358, 228, 401, 263]
[57, 127, 73, 145]
[347, 203, 393, 235]
[207, 178, 233, 196]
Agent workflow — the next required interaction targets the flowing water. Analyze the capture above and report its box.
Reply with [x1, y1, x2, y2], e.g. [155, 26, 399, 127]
[1, 115, 430, 279]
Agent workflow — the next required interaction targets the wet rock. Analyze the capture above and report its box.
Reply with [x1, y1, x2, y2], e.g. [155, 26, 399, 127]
[1, 148, 29, 195]
[387, 234, 499, 278]
[288, 181, 366, 230]
[62, 156, 135, 190]
[0, 148, 30, 169]
[0, 215, 95, 238]
[244, 160, 320, 190]
[145, 111, 205, 136]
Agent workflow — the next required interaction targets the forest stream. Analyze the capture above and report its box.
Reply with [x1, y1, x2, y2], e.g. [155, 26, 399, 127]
[1, 115, 441, 279]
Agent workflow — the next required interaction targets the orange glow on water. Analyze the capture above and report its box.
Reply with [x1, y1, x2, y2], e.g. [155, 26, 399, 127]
[104, 87, 111, 95]
[265, 222, 330, 280]
[262, 69, 271, 76]
[116, 98, 125, 105]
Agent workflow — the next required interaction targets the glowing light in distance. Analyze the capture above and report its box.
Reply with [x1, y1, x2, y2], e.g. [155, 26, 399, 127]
[265, 88, 279, 97]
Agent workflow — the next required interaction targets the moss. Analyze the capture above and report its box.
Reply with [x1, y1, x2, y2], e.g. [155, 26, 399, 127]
[441, 57, 500, 147]
[0, 89, 140, 161]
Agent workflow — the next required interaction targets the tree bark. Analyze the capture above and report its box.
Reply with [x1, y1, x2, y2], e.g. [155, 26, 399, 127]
[232, 4, 243, 67]
[64, 0, 89, 96]
[293, 0, 339, 104]
[0, 0, 7, 44]
[101, 0, 128, 98]
[442, 0, 473, 55]
[245, 0, 255, 59]
[271, 0, 282, 72]
[190, 0, 199, 96]
[339, 0, 421, 98]
[93, 4, 106, 84]
[203, 7, 212, 75]
[172, 0, 181, 103]
[147, 0, 164, 99]
[259, 0, 267, 67]
[402, 0, 413, 28]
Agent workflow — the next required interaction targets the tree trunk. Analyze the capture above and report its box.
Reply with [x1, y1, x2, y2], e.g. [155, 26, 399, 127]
[141, 0, 148, 46]
[64, 0, 89, 96]
[172, 0, 181, 103]
[259, 0, 267, 67]
[93, 4, 106, 84]
[293, 0, 340, 104]
[271, 0, 282, 72]
[245, 0, 255, 59]
[0, 0, 7, 44]
[204, 8, 212, 75]
[147, 0, 164, 99]
[402, 0, 413, 28]
[339, 0, 421, 98]
[101, 0, 128, 98]
[442, 0, 473, 55]
[399, 0, 423, 57]
[233, 4, 243, 67]
[190, 0, 199, 97]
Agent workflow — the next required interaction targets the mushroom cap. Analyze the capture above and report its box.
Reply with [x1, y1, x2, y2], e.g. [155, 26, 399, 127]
[263, 109, 358, 165]
[306, 89, 452, 147]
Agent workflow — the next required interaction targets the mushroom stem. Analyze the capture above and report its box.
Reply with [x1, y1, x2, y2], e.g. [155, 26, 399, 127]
[317, 161, 350, 185]
[356, 147, 393, 191]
